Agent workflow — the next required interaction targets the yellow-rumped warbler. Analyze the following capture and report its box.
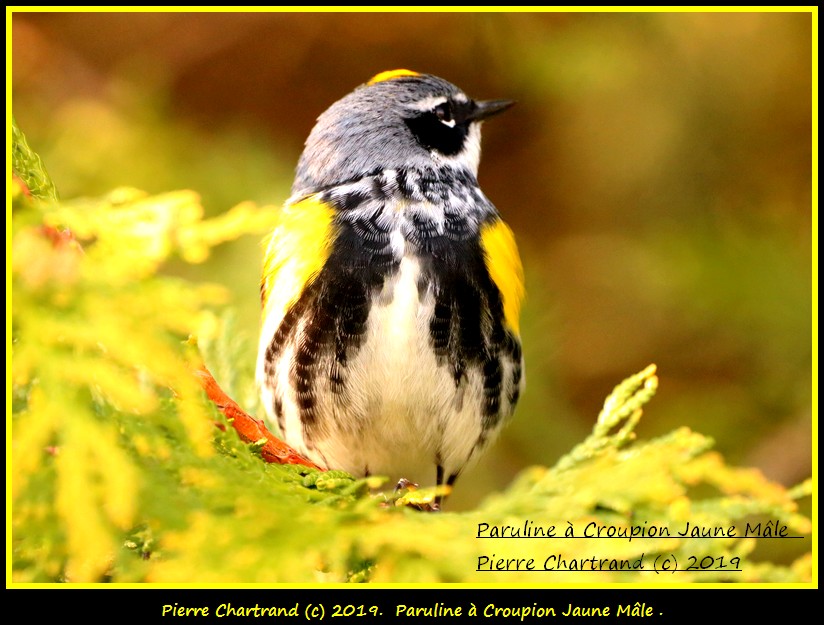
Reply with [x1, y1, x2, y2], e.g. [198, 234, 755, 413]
[257, 70, 524, 499]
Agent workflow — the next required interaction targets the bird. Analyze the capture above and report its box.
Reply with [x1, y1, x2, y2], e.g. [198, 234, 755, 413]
[257, 69, 524, 502]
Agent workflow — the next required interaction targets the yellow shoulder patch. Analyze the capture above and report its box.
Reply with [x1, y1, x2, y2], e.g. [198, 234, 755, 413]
[480, 219, 525, 335]
[261, 195, 336, 320]
[367, 69, 421, 85]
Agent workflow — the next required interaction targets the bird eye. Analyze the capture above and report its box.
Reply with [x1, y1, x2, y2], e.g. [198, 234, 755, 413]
[434, 102, 455, 126]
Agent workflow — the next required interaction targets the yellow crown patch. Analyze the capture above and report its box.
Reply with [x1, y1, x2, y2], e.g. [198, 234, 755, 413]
[367, 69, 421, 85]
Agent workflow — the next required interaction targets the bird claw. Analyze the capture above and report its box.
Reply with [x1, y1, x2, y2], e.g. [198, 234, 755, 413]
[392, 478, 442, 512]
[394, 477, 418, 493]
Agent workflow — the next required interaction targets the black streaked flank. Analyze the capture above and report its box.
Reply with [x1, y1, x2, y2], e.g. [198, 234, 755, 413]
[430, 300, 451, 358]
[507, 336, 523, 407]
[419, 222, 520, 430]
[292, 302, 333, 430]
[273, 397, 284, 433]
[265, 209, 400, 435]
[483, 356, 503, 425]
[264, 292, 312, 376]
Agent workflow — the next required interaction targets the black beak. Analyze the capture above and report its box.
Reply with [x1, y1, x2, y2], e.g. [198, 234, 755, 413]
[469, 99, 516, 122]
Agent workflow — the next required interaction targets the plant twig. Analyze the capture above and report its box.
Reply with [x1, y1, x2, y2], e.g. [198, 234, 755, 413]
[193, 363, 322, 470]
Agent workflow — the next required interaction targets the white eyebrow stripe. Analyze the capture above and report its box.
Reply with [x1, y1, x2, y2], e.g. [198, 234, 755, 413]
[409, 95, 450, 111]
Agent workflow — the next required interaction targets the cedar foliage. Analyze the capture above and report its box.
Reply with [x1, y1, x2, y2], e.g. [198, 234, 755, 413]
[10, 120, 811, 583]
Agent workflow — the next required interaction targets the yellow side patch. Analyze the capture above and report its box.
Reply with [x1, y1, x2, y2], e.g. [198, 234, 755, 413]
[480, 219, 525, 335]
[261, 195, 336, 320]
[367, 69, 421, 85]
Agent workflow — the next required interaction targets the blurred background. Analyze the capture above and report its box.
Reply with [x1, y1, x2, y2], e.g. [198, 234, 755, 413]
[12, 11, 812, 520]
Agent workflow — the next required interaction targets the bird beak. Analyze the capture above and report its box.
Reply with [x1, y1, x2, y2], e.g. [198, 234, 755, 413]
[470, 99, 516, 121]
